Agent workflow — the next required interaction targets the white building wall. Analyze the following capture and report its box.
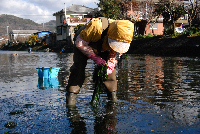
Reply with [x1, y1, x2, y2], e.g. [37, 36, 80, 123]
[13, 33, 32, 40]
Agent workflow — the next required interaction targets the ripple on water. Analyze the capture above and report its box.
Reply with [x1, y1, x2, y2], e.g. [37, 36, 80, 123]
[0, 52, 199, 133]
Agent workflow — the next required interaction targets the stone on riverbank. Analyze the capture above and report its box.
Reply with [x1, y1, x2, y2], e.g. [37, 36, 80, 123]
[4, 122, 17, 129]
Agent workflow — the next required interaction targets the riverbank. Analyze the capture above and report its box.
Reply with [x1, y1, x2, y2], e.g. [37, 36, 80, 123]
[1, 35, 200, 56]
[128, 35, 200, 57]
[0, 43, 68, 53]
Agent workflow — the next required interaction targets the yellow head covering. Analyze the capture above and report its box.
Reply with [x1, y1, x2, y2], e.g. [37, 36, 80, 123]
[80, 18, 134, 53]
[107, 20, 134, 53]
[80, 18, 102, 42]
[108, 20, 134, 43]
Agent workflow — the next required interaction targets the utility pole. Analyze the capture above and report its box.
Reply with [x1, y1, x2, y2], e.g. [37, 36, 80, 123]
[64, 3, 66, 19]
[64, 3, 67, 24]
[131, 2, 132, 18]
[7, 26, 9, 38]
[43, 19, 44, 30]
[146, 3, 147, 19]
[6, 26, 9, 45]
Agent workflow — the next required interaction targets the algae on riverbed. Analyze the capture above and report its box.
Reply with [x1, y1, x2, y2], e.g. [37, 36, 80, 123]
[91, 65, 108, 106]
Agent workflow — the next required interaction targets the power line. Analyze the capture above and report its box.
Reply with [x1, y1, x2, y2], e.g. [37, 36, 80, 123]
[3, 14, 53, 16]
[14, 15, 53, 16]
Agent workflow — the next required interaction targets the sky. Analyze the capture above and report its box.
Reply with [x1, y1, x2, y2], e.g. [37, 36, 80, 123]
[0, 0, 99, 24]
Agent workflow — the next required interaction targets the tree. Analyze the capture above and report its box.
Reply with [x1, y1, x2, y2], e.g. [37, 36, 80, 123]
[139, 0, 158, 35]
[28, 35, 39, 46]
[154, 0, 185, 33]
[74, 24, 84, 33]
[97, 0, 121, 19]
[184, 0, 200, 27]
[96, 0, 136, 20]
[120, 0, 130, 19]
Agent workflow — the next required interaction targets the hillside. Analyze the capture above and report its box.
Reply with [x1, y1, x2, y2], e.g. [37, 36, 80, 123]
[0, 14, 56, 36]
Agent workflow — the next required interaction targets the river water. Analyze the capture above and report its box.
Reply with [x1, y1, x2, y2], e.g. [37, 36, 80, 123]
[0, 51, 199, 133]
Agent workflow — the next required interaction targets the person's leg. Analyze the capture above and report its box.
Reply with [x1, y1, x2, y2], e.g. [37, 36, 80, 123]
[66, 46, 88, 105]
[98, 51, 117, 102]
[104, 69, 117, 102]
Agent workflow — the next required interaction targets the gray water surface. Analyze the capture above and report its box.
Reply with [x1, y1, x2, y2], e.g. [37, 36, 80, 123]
[0, 51, 199, 133]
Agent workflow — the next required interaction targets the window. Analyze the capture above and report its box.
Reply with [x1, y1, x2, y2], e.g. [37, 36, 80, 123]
[60, 15, 63, 23]
[57, 26, 62, 35]
[150, 23, 157, 29]
[63, 28, 66, 33]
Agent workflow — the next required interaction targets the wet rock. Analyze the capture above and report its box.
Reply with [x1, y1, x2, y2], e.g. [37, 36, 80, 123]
[8, 110, 24, 115]
[4, 122, 17, 129]
[23, 104, 35, 108]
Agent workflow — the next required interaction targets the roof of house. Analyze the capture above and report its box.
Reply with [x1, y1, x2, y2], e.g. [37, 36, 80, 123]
[53, 4, 94, 16]
[12, 30, 39, 34]
[66, 4, 94, 12]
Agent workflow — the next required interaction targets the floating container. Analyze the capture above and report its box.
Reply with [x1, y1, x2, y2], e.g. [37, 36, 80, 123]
[36, 67, 60, 78]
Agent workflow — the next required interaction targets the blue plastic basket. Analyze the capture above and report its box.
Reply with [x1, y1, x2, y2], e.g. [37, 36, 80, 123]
[37, 77, 60, 89]
[36, 67, 60, 78]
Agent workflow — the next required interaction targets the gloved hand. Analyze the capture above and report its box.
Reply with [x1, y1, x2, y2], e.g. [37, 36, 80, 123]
[88, 53, 106, 66]
[107, 61, 115, 75]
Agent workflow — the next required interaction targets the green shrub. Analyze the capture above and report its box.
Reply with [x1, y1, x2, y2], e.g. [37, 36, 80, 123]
[133, 33, 155, 40]
[145, 33, 154, 38]
[0, 43, 7, 49]
[184, 26, 200, 36]
[74, 24, 84, 33]
[164, 27, 174, 35]
[138, 34, 144, 39]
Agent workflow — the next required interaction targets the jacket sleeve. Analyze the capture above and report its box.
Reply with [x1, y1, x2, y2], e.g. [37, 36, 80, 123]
[75, 34, 93, 57]
[75, 18, 103, 56]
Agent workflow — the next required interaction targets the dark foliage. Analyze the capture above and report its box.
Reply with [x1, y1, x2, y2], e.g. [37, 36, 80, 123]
[91, 65, 108, 106]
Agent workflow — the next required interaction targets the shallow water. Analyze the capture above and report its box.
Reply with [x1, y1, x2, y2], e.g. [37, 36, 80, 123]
[0, 51, 199, 133]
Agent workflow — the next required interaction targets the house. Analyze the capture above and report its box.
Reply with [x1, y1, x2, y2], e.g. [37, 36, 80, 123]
[8, 30, 39, 44]
[126, 1, 164, 35]
[11, 30, 39, 40]
[127, 0, 189, 35]
[175, 18, 188, 28]
[145, 19, 165, 35]
[53, 4, 95, 46]
[45, 32, 56, 46]
[0, 36, 8, 45]
[34, 31, 52, 44]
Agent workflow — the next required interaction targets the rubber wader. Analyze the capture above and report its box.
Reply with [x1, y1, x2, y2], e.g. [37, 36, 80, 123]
[66, 17, 117, 105]
[66, 46, 117, 104]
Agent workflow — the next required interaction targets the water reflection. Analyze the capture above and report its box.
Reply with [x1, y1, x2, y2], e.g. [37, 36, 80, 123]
[93, 101, 117, 134]
[66, 106, 87, 134]
[0, 51, 199, 133]
[66, 101, 118, 134]
[37, 78, 60, 90]
[117, 55, 200, 130]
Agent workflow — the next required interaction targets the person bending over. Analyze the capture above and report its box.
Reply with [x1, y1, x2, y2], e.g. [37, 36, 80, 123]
[66, 17, 134, 105]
